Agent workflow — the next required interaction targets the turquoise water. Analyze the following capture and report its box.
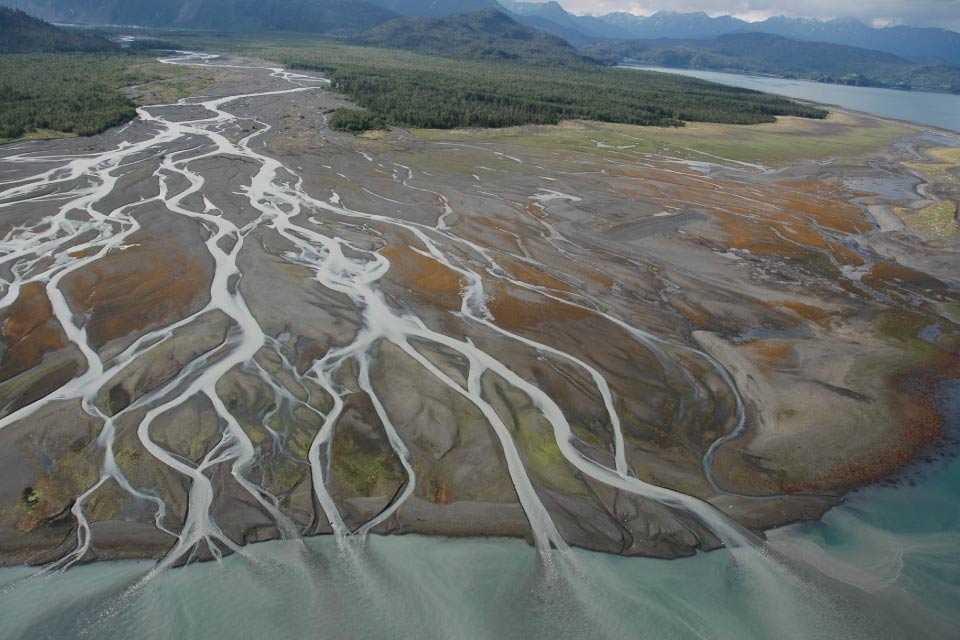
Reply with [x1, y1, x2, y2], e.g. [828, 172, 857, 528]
[623, 65, 960, 132]
[1, 437, 957, 640]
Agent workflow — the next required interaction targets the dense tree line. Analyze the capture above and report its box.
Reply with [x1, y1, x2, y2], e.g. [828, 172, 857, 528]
[0, 27, 828, 143]
[271, 44, 827, 131]
[329, 108, 388, 133]
[0, 54, 139, 140]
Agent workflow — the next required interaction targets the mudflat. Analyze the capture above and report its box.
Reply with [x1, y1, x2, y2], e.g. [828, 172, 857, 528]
[0, 53, 957, 566]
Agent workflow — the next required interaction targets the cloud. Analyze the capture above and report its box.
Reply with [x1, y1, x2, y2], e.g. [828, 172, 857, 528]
[541, 0, 960, 31]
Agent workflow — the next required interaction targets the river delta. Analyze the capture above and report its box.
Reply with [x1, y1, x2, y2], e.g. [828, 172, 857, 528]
[0, 52, 958, 639]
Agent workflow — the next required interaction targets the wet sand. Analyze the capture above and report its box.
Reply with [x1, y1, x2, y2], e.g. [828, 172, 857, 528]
[0, 53, 957, 566]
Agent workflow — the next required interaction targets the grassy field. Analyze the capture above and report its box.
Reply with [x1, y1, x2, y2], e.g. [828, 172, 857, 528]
[122, 59, 216, 106]
[409, 111, 913, 164]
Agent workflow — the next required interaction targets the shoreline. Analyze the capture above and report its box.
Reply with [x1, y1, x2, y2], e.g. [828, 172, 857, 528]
[3, 390, 957, 569]
[3, 370, 955, 569]
[621, 63, 960, 134]
[619, 61, 960, 97]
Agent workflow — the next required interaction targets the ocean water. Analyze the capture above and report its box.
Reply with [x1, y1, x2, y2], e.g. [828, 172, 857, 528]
[0, 428, 956, 640]
[622, 65, 960, 132]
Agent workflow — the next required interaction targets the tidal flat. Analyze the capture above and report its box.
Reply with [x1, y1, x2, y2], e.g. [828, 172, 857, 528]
[0, 53, 957, 572]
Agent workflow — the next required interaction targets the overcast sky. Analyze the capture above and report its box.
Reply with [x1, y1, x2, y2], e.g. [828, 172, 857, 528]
[542, 1, 960, 30]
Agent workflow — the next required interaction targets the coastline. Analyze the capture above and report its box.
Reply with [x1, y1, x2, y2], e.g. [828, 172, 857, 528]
[619, 60, 960, 97]
[621, 63, 960, 133]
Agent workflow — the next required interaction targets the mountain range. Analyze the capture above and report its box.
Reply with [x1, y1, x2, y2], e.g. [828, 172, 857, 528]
[0, 0, 397, 33]
[589, 32, 960, 93]
[2, 0, 958, 66]
[364, 0, 498, 17]
[502, 2, 960, 66]
[356, 8, 597, 65]
[0, 6, 116, 51]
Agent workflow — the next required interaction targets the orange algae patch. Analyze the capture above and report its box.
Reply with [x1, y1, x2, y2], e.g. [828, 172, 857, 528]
[774, 222, 828, 249]
[770, 178, 867, 234]
[713, 212, 814, 259]
[783, 351, 960, 494]
[673, 299, 710, 328]
[747, 341, 796, 373]
[61, 237, 212, 349]
[761, 299, 835, 329]
[610, 168, 650, 180]
[0, 282, 68, 379]
[828, 242, 866, 268]
[694, 174, 872, 259]
[569, 267, 613, 291]
[428, 481, 451, 504]
[497, 257, 573, 292]
[863, 261, 948, 293]
[486, 282, 591, 330]
[16, 478, 62, 532]
[382, 243, 462, 311]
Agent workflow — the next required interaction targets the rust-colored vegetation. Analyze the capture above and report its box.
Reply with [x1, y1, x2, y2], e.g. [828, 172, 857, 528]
[428, 480, 451, 504]
[782, 312, 960, 493]
[627, 167, 871, 268]
[782, 359, 958, 493]
[828, 241, 866, 268]
[0, 283, 67, 380]
[486, 282, 591, 330]
[497, 257, 573, 292]
[61, 238, 212, 348]
[746, 341, 796, 373]
[863, 261, 949, 294]
[381, 242, 463, 311]
[713, 212, 816, 259]
[760, 299, 835, 329]
[673, 299, 711, 328]
[770, 178, 867, 234]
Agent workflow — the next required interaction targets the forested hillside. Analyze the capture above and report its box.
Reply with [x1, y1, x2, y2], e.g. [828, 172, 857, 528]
[0, 0, 397, 33]
[0, 6, 117, 52]
[0, 8, 211, 142]
[590, 33, 960, 93]
[268, 43, 826, 131]
[356, 9, 603, 65]
[0, 54, 137, 140]
[364, 0, 500, 17]
[1, 8, 830, 143]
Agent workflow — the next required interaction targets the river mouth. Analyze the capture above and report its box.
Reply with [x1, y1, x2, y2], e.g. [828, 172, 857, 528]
[1, 50, 959, 638]
[2, 479, 959, 640]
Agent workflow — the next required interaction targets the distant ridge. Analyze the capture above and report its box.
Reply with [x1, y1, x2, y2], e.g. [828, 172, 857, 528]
[0, 6, 117, 52]
[0, 0, 398, 34]
[1, 1, 957, 66]
[502, 5, 960, 67]
[357, 8, 601, 65]
[365, 0, 501, 18]
[589, 32, 960, 93]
